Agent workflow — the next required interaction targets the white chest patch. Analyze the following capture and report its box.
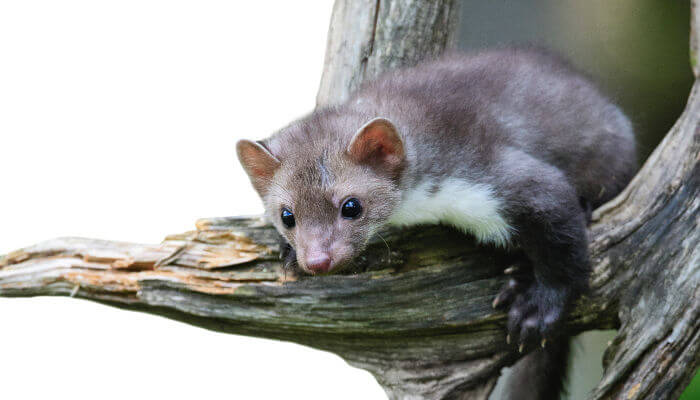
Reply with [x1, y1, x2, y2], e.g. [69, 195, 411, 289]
[387, 178, 513, 247]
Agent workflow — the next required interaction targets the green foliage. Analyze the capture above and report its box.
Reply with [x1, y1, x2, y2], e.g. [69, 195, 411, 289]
[680, 371, 700, 400]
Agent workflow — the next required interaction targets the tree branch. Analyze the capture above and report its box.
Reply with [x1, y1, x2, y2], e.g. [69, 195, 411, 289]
[1, 1, 697, 399]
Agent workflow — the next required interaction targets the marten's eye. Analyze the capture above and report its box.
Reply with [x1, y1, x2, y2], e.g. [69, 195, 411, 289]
[281, 208, 295, 228]
[341, 198, 362, 219]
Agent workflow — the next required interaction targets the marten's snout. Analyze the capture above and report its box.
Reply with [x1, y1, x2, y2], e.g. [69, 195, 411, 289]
[296, 225, 357, 274]
[306, 252, 331, 273]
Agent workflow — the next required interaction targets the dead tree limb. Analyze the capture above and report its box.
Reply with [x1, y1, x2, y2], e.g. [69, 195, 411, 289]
[1, 1, 697, 399]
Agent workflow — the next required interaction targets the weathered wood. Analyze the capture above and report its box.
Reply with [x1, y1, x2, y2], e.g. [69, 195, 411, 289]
[586, 82, 699, 400]
[1, 1, 698, 399]
[0, 220, 616, 398]
[316, 0, 460, 107]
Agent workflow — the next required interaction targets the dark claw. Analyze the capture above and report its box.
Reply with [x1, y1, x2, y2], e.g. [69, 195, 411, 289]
[493, 278, 520, 309]
[504, 266, 519, 275]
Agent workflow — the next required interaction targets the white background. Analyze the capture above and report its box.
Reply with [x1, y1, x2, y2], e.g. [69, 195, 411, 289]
[0, 1, 386, 399]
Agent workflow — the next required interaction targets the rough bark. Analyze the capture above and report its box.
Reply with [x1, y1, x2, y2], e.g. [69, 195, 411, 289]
[316, 0, 459, 107]
[1, 1, 698, 399]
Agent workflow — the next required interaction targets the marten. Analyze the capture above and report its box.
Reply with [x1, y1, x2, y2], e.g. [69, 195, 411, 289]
[236, 48, 636, 400]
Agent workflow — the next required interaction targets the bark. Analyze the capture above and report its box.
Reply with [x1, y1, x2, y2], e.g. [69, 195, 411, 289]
[1, 1, 698, 399]
[316, 0, 459, 106]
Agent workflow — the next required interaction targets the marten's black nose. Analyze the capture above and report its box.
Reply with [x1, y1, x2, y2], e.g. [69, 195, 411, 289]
[307, 254, 331, 273]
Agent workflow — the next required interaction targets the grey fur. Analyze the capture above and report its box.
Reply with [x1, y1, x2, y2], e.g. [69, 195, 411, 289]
[275, 48, 635, 205]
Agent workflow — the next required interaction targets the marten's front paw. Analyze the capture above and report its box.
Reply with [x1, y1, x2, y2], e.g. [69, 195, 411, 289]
[493, 271, 569, 352]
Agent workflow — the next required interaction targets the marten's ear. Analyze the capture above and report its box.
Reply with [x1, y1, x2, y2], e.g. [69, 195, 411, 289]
[236, 139, 281, 197]
[347, 117, 405, 177]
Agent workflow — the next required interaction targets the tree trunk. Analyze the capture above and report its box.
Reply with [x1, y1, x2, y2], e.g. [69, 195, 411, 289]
[1, 1, 697, 399]
[316, 0, 460, 106]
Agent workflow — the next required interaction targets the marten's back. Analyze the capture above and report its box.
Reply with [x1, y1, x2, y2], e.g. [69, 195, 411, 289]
[351, 48, 637, 206]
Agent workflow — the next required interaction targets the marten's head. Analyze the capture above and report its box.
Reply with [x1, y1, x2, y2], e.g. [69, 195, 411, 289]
[237, 117, 404, 274]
